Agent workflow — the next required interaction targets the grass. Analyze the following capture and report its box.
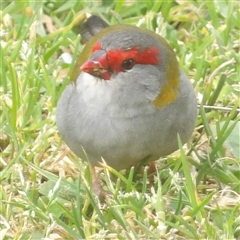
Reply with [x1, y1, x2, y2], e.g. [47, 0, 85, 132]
[1, 0, 240, 239]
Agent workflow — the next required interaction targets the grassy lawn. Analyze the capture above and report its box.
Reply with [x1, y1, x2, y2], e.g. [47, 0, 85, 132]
[1, 1, 240, 239]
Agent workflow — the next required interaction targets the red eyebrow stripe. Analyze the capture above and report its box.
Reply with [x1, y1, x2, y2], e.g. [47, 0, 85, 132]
[107, 46, 160, 72]
[93, 42, 101, 52]
[92, 41, 160, 72]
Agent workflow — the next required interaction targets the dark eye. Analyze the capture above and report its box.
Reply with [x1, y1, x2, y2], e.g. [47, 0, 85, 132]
[121, 59, 135, 71]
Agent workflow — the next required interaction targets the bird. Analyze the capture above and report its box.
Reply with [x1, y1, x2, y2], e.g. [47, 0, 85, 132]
[56, 15, 197, 191]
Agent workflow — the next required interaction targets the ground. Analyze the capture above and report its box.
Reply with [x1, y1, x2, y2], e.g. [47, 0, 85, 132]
[1, 1, 240, 239]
